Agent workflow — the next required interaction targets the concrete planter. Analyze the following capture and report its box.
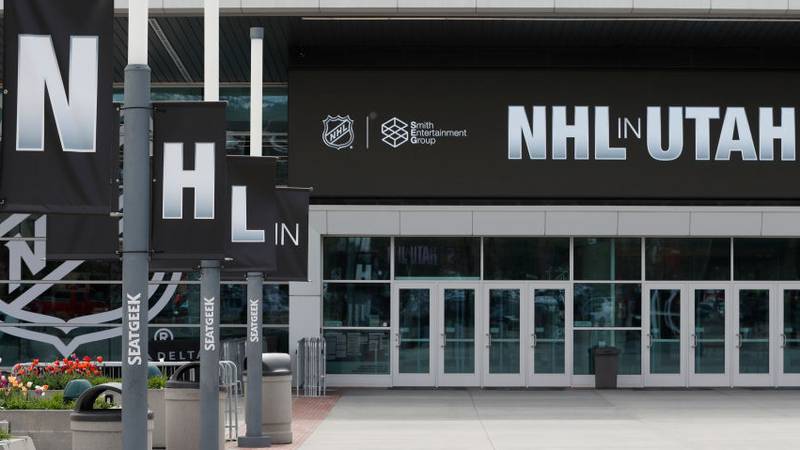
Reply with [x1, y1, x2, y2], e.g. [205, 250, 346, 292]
[0, 409, 71, 450]
[148, 389, 165, 449]
[0, 436, 36, 450]
[0, 437, 36, 450]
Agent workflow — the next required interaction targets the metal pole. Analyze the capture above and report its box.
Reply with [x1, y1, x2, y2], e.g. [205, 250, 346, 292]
[122, 2, 151, 450]
[200, 2, 222, 449]
[200, 260, 221, 450]
[238, 272, 270, 447]
[238, 26, 271, 448]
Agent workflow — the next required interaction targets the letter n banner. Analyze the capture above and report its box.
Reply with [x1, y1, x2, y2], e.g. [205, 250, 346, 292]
[152, 102, 228, 261]
[0, 0, 116, 214]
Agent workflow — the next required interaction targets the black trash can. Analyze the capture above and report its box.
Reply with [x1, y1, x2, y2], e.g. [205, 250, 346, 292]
[593, 346, 620, 389]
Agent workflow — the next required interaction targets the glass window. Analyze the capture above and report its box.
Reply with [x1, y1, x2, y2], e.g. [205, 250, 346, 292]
[323, 283, 390, 328]
[151, 284, 199, 325]
[646, 238, 730, 281]
[484, 238, 569, 280]
[734, 238, 800, 281]
[395, 237, 480, 280]
[323, 329, 390, 375]
[263, 327, 290, 354]
[574, 283, 642, 328]
[573, 330, 641, 375]
[574, 238, 641, 280]
[0, 283, 122, 322]
[323, 237, 390, 281]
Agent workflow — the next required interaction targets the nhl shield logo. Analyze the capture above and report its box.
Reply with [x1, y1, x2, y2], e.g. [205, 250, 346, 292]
[322, 115, 354, 150]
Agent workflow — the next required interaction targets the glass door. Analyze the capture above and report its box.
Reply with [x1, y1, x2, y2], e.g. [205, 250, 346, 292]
[643, 284, 687, 387]
[528, 284, 571, 387]
[438, 285, 481, 386]
[733, 285, 775, 387]
[483, 285, 524, 386]
[689, 286, 730, 387]
[391, 285, 435, 386]
[778, 286, 800, 386]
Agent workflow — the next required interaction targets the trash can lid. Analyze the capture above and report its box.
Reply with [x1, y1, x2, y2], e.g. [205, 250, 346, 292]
[261, 353, 291, 377]
[165, 362, 226, 391]
[167, 362, 200, 388]
[71, 382, 154, 422]
[594, 346, 621, 356]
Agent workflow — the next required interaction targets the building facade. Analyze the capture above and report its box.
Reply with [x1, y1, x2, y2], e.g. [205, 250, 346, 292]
[2, 1, 800, 388]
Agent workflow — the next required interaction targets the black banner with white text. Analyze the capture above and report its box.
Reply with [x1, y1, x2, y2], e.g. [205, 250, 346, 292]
[1, 0, 116, 214]
[151, 102, 228, 261]
[223, 156, 278, 275]
[291, 69, 800, 200]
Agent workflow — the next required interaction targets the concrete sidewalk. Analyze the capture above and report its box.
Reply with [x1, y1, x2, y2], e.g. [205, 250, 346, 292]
[300, 388, 800, 450]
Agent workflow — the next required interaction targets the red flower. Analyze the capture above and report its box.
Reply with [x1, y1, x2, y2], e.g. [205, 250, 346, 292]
[82, 356, 91, 362]
[96, 356, 104, 363]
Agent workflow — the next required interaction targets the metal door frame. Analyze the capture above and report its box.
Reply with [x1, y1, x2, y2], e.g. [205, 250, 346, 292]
[642, 283, 689, 387]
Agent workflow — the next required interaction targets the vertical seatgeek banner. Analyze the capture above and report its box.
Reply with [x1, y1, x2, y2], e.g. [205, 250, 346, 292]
[1, 0, 116, 214]
[152, 102, 228, 261]
[223, 156, 278, 275]
[266, 188, 310, 282]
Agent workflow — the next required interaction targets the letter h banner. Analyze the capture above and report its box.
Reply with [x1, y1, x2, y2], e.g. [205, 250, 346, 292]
[151, 102, 228, 261]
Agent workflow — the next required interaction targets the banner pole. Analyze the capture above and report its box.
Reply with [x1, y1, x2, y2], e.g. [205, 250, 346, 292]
[122, 1, 151, 450]
[238, 26, 272, 449]
[200, 1, 222, 450]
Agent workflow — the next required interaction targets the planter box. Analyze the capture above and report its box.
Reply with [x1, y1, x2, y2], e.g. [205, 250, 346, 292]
[148, 389, 165, 449]
[0, 409, 71, 450]
[0, 437, 36, 450]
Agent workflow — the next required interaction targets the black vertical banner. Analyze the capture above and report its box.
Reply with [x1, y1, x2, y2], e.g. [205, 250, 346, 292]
[1, 0, 115, 214]
[46, 214, 119, 260]
[223, 156, 278, 275]
[267, 188, 310, 282]
[151, 102, 228, 261]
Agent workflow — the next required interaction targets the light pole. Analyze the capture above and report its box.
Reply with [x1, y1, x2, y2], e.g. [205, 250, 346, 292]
[238, 26, 272, 449]
[121, 1, 151, 450]
[200, 1, 222, 450]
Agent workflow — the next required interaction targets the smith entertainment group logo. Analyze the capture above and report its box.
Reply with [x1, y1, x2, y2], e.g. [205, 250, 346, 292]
[381, 117, 467, 148]
[0, 213, 182, 357]
[322, 115, 354, 150]
[381, 118, 409, 148]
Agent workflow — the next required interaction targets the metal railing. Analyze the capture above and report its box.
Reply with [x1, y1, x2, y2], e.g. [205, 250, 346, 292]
[219, 360, 240, 442]
[295, 337, 326, 397]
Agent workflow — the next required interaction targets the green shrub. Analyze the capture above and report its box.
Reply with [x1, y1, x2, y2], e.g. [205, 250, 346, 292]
[0, 429, 10, 440]
[148, 375, 167, 390]
[0, 393, 73, 410]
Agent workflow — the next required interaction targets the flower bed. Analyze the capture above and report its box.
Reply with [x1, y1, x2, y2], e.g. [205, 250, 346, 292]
[11, 355, 106, 390]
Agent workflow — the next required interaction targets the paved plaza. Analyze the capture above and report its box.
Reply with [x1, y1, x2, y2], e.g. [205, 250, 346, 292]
[298, 388, 800, 450]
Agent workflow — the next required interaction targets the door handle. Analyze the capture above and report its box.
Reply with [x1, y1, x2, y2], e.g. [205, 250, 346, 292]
[781, 333, 787, 348]
[736, 333, 742, 349]
[531, 333, 537, 349]
[646, 333, 652, 348]
[486, 332, 492, 349]
[441, 332, 447, 348]
[394, 332, 400, 348]
[691, 333, 697, 348]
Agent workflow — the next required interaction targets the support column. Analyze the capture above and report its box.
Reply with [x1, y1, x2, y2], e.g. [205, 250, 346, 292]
[200, 260, 221, 450]
[121, 2, 151, 450]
